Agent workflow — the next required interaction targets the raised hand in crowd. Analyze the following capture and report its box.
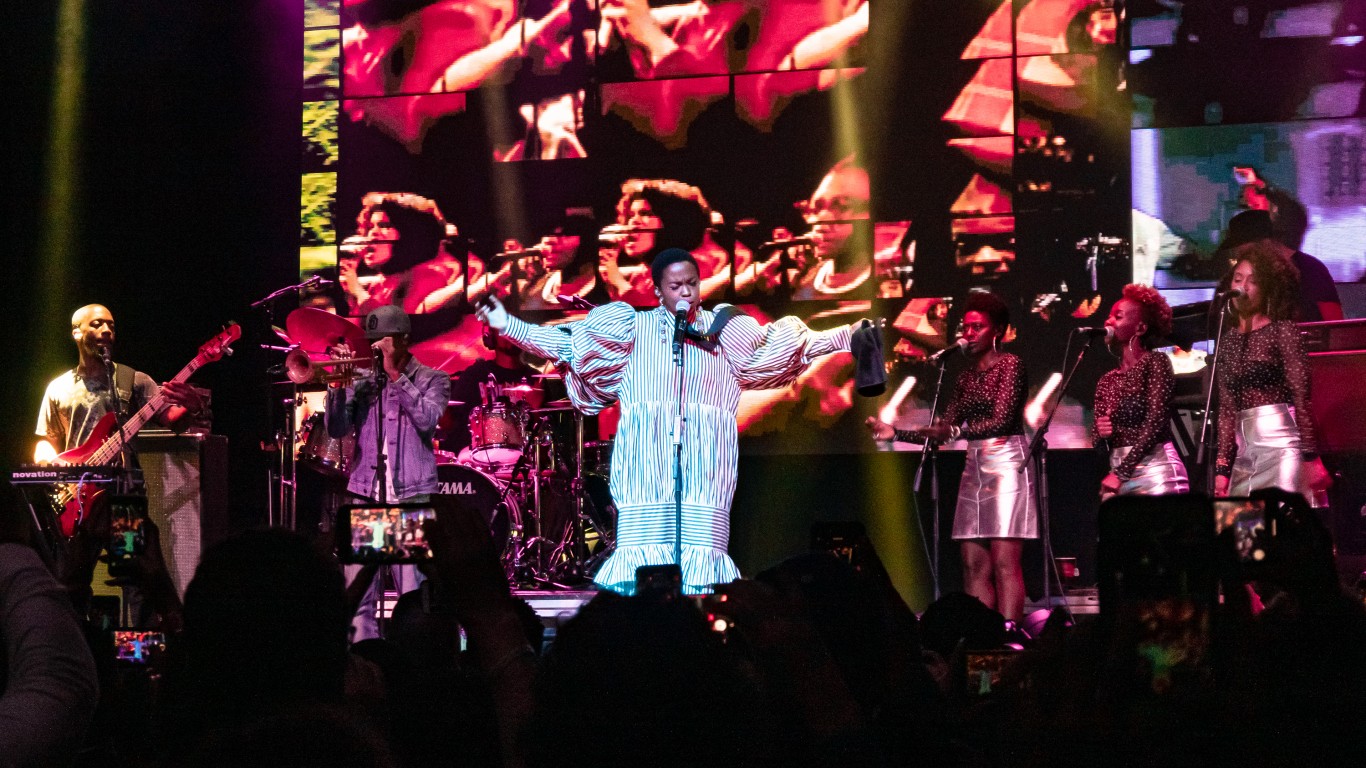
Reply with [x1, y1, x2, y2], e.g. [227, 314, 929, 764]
[423, 497, 534, 768]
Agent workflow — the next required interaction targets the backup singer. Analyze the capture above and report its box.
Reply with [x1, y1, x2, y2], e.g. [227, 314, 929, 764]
[1213, 243, 1331, 498]
[476, 248, 855, 595]
[1094, 285, 1189, 500]
[867, 291, 1036, 622]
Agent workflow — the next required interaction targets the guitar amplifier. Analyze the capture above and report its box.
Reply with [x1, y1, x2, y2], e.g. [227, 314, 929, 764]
[131, 431, 229, 596]
[1300, 319, 1366, 353]
[1308, 352, 1366, 454]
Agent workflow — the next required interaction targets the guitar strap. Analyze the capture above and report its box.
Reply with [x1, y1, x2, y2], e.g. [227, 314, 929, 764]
[114, 364, 135, 418]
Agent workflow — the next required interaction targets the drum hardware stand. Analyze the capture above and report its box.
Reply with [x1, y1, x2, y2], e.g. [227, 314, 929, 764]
[496, 418, 550, 587]
[556, 410, 589, 582]
[1196, 295, 1235, 494]
[914, 357, 951, 600]
[269, 389, 299, 530]
[1023, 330, 1101, 618]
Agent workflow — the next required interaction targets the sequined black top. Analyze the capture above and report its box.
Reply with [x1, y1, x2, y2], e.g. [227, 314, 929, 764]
[1093, 350, 1175, 480]
[1215, 320, 1318, 477]
[895, 353, 1027, 444]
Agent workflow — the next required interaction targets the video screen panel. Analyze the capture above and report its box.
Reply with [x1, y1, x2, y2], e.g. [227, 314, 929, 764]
[299, 0, 1137, 454]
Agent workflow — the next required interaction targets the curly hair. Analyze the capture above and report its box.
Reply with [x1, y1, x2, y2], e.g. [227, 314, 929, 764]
[356, 192, 448, 274]
[1228, 241, 1301, 321]
[616, 179, 712, 254]
[1120, 283, 1173, 347]
[963, 290, 1010, 338]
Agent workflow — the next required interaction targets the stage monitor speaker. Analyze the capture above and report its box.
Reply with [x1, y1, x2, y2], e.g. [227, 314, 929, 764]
[132, 431, 229, 596]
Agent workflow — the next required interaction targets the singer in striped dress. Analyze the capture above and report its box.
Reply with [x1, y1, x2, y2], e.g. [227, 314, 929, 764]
[477, 249, 854, 594]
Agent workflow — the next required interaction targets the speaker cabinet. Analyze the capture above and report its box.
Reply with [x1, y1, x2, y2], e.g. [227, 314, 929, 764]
[1308, 352, 1366, 454]
[132, 431, 229, 596]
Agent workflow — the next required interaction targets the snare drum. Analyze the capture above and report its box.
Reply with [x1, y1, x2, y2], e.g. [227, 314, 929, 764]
[466, 401, 526, 470]
[298, 413, 354, 476]
[433, 463, 513, 554]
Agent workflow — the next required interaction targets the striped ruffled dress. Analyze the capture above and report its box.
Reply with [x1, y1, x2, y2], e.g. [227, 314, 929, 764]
[503, 302, 851, 594]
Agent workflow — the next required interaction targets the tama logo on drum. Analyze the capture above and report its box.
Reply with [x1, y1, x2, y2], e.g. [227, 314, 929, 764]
[438, 481, 479, 495]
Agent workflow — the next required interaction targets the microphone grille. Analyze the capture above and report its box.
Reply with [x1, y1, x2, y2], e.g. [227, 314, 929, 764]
[675, 299, 690, 313]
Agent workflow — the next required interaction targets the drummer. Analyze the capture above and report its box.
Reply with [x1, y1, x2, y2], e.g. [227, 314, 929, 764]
[443, 326, 544, 460]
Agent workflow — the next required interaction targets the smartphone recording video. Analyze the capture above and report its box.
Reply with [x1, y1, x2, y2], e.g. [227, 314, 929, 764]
[635, 564, 682, 601]
[339, 504, 437, 563]
[1214, 497, 1272, 564]
[114, 630, 166, 664]
[108, 495, 148, 560]
[811, 521, 865, 566]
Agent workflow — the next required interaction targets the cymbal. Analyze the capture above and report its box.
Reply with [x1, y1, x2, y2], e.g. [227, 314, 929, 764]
[447, 400, 466, 407]
[531, 372, 562, 379]
[501, 384, 540, 393]
[286, 308, 370, 362]
[531, 399, 575, 413]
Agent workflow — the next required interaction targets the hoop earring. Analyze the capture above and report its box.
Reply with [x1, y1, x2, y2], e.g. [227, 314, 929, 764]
[991, 335, 1000, 354]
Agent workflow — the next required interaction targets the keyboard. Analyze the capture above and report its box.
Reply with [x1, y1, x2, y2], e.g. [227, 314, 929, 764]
[9, 465, 130, 485]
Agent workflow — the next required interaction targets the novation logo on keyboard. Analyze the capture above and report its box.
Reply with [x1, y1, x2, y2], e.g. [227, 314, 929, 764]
[438, 481, 478, 495]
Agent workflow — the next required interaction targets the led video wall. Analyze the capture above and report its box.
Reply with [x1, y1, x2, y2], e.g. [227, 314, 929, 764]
[1130, 1, 1366, 304]
[300, 0, 1134, 454]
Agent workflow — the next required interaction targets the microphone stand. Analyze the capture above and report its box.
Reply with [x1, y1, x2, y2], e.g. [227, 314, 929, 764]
[672, 309, 688, 570]
[1022, 331, 1098, 617]
[912, 357, 951, 600]
[1196, 299, 1233, 494]
[372, 347, 390, 637]
[249, 275, 328, 309]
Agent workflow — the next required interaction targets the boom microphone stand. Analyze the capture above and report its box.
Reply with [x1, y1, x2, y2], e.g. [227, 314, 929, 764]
[1022, 330, 1102, 614]
[1196, 296, 1235, 493]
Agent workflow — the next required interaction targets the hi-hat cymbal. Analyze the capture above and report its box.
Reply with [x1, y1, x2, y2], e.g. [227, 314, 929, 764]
[286, 308, 370, 362]
[501, 384, 540, 393]
[447, 400, 465, 407]
[531, 372, 562, 379]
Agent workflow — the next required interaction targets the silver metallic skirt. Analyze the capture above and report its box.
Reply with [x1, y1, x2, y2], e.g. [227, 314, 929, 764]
[1230, 403, 1305, 496]
[1110, 442, 1189, 496]
[953, 435, 1038, 540]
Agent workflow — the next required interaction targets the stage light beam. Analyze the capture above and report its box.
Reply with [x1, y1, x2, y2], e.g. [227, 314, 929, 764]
[37, 0, 87, 372]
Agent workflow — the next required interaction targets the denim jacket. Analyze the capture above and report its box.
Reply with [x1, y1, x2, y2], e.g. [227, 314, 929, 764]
[325, 356, 450, 500]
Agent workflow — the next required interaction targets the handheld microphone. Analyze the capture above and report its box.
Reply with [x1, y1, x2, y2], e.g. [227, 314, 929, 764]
[759, 234, 816, 250]
[929, 337, 970, 362]
[1216, 288, 1244, 301]
[1075, 326, 1115, 340]
[99, 346, 113, 366]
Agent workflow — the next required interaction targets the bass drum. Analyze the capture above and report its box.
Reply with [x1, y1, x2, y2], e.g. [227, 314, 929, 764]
[433, 463, 513, 555]
[298, 413, 354, 476]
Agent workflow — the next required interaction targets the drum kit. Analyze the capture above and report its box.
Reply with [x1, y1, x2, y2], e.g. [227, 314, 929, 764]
[273, 307, 615, 587]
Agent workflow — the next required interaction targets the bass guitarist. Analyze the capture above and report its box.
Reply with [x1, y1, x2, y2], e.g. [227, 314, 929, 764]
[34, 304, 208, 466]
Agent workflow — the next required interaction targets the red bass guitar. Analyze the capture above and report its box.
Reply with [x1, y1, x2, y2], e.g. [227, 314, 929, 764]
[51, 324, 241, 536]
